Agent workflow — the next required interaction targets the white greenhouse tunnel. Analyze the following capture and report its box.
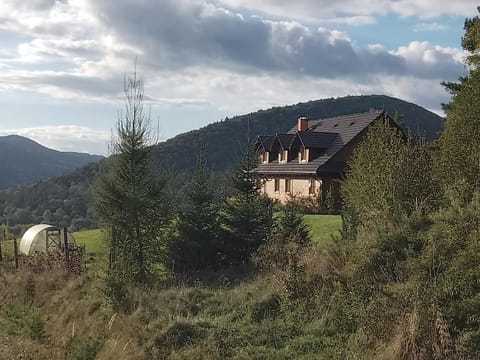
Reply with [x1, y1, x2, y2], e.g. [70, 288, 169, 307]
[19, 224, 77, 256]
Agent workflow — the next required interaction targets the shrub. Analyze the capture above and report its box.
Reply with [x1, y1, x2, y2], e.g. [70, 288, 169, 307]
[0, 304, 45, 340]
[73, 338, 104, 360]
[251, 294, 282, 322]
[155, 321, 208, 352]
[29, 311, 46, 340]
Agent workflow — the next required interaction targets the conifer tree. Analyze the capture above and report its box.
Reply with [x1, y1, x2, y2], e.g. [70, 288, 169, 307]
[222, 143, 272, 263]
[170, 142, 221, 271]
[94, 69, 171, 285]
[275, 204, 311, 246]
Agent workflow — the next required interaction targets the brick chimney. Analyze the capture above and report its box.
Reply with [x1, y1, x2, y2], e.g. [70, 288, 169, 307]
[298, 116, 308, 131]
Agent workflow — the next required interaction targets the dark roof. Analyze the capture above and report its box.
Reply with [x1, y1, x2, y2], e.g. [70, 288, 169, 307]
[255, 110, 387, 176]
[256, 135, 275, 151]
[297, 131, 337, 149]
[276, 134, 296, 150]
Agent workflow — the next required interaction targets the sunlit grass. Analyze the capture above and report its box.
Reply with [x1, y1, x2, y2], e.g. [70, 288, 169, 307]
[73, 229, 105, 255]
[303, 214, 342, 246]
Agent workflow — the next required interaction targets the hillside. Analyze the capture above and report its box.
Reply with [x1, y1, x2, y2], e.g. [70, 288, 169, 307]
[0, 95, 443, 231]
[151, 94, 443, 171]
[0, 135, 103, 190]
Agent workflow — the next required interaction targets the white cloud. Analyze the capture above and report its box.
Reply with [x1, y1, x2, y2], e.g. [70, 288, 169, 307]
[147, 65, 451, 117]
[413, 22, 449, 32]
[217, 0, 478, 20]
[393, 41, 465, 78]
[321, 16, 377, 26]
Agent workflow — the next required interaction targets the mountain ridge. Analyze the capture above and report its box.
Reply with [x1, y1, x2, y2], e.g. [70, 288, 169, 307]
[0, 135, 103, 190]
[151, 94, 444, 171]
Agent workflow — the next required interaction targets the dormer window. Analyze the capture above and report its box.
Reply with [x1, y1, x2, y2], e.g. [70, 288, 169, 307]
[279, 149, 288, 163]
[262, 151, 269, 163]
[299, 146, 309, 163]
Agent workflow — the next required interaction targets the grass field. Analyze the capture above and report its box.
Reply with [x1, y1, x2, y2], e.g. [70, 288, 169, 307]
[69, 215, 342, 250]
[304, 214, 342, 246]
[72, 228, 105, 255]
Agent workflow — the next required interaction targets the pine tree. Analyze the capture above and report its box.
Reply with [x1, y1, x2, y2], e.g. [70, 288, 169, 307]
[94, 69, 171, 285]
[275, 204, 311, 246]
[222, 143, 272, 263]
[170, 142, 221, 272]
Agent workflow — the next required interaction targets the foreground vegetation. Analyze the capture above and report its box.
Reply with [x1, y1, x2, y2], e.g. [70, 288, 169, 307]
[0, 266, 345, 359]
[2, 193, 480, 359]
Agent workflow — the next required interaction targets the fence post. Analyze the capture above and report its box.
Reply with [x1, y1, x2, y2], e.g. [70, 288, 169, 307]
[0, 228, 4, 262]
[13, 236, 19, 269]
[109, 228, 116, 271]
[82, 244, 87, 272]
[64, 227, 69, 271]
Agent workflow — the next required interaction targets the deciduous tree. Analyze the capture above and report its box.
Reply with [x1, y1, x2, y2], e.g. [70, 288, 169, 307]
[438, 8, 480, 199]
[343, 120, 439, 223]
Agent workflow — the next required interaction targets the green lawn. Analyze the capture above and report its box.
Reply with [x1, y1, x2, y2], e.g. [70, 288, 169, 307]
[303, 214, 342, 246]
[72, 229, 106, 256]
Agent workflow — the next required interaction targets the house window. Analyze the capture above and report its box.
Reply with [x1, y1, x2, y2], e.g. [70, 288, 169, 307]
[279, 149, 288, 163]
[309, 179, 316, 195]
[285, 179, 291, 193]
[274, 178, 280, 192]
[299, 146, 308, 163]
[262, 151, 269, 163]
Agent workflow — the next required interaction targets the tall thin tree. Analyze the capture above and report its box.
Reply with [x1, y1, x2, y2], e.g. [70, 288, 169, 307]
[95, 68, 171, 284]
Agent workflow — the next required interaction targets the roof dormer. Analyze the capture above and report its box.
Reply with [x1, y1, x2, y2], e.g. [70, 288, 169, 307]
[279, 149, 288, 163]
[299, 145, 309, 163]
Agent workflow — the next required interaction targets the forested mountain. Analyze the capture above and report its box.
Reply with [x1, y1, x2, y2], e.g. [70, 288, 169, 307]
[151, 94, 443, 171]
[0, 162, 101, 234]
[0, 95, 443, 232]
[0, 135, 103, 190]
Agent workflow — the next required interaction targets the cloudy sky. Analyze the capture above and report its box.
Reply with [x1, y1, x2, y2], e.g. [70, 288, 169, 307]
[0, 0, 477, 155]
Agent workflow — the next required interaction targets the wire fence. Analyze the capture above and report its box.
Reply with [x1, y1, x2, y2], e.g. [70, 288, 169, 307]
[0, 238, 85, 275]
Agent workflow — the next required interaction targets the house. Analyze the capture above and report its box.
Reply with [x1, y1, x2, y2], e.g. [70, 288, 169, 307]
[254, 110, 396, 206]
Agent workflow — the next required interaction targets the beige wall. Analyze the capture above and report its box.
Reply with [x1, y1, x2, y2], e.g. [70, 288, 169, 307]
[261, 177, 321, 203]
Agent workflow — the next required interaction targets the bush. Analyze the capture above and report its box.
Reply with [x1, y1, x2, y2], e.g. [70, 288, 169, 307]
[73, 338, 104, 360]
[251, 295, 282, 322]
[29, 311, 46, 340]
[155, 321, 208, 352]
[0, 304, 45, 340]
[104, 274, 135, 314]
